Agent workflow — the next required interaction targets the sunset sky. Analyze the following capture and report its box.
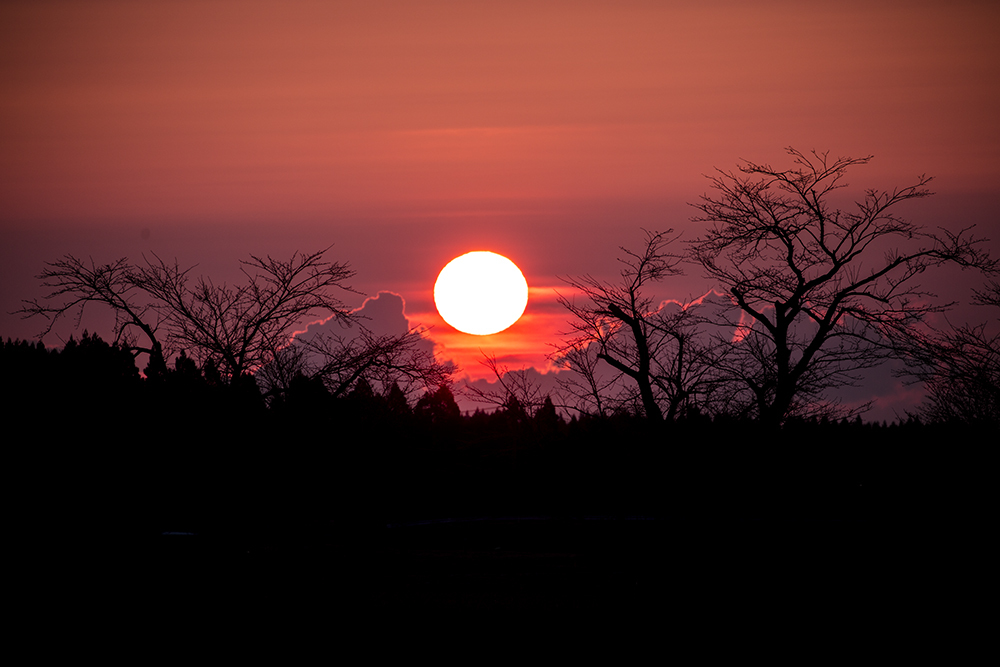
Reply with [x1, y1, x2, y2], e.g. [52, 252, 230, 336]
[3, 1, 998, 420]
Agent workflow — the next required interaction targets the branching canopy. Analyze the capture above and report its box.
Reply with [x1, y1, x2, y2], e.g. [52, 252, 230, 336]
[897, 280, 1000, 424]
[290, 324, 455, 401]
[18, 256, 166, 371]
[22, 246, 456, 400]
[555, 229, 722, 421]
[130, 247, 356, 381]
[465, 353, 552, 418]
[689, 147, 998, 425]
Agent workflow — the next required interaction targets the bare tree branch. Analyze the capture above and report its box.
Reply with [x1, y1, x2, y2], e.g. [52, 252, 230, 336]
[295, 324, 455, 401]
[16, 255, 166, 373]
[130, 247, 357, 382]
[689, 147, 998, 426]
[554, 229, 724, 421]
[464, 353, 552, 417]
[896, 281, 1000, 425]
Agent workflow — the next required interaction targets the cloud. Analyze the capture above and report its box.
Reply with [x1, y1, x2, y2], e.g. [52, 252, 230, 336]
[295, 291, 421, 342]
[274, 291, 447, 394]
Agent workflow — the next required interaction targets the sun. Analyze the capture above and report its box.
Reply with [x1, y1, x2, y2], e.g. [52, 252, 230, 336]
[434, 251, 529, 335]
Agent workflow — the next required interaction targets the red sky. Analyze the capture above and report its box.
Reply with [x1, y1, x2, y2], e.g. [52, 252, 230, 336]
[3, 1, 999, 419]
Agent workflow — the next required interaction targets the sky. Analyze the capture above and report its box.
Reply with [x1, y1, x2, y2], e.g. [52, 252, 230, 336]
[3, 0, 999, 420]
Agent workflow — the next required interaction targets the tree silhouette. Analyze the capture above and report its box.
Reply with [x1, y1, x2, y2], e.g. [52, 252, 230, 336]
[19, 248, 354, 383]
[17, 256, 167, 375]
[552, 342, 616, 418]
[556, 230, 721, 421]
[385, 382, 413, 418]
[291, 324, 453, 401]
[20, 247, 456, 450]
[900, 280, 1000, 425]
[20, 247, 451, 397]
[466, 353, 552, 418]
[414, 384, 462, 425]
[130, 247, 355, 383]
[532, 395, 563, 439]
[689, 148, 997, 427]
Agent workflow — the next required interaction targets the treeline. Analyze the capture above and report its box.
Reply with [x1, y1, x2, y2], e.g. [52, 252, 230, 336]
[4, 332, 988, 548]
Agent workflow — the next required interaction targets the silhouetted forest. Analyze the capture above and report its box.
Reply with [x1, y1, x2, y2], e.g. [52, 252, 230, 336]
[6, 332, 988, 537]
[7, 331, 994, 618]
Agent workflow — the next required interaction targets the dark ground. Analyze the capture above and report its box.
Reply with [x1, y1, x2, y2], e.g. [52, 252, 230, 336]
[116, 512, 965, 622]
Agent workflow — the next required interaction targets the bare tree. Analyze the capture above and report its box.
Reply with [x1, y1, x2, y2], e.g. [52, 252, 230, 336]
[130, 248, 356, 383]
[464, 353, 552, 417]
[552, 342, 620, 418]
[254, 337, 314, 401]
[22, 247, 455, 399]
[17, 256, 167, 374]
[20, 247, 453, 396]
[555, 229, 721, 421]
[689, 147, 997, 427]
[899, 280, 1000, 424]
[289, 324, 455, 401]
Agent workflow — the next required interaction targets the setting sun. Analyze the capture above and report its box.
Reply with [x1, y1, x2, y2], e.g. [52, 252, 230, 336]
[434, 251, 529, 336]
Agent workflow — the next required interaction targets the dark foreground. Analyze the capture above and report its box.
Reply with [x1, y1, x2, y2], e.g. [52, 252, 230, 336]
[32, 421, 991, 625]
[111, 511, 971, 624]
